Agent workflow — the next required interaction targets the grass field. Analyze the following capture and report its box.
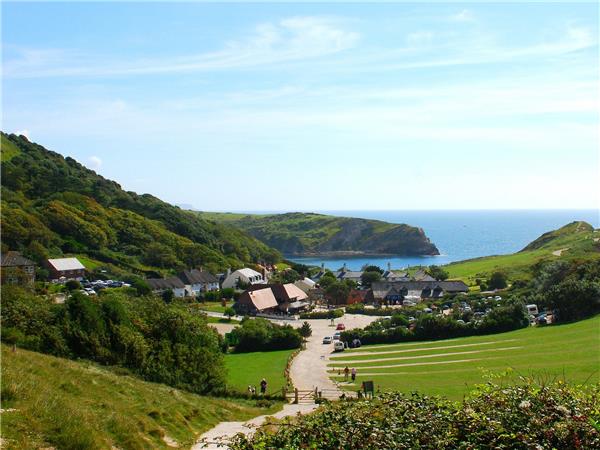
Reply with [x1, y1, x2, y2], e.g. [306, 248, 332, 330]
[329, 315, 600, 400]
[224, 349, 295, 394]
[199, 301, 231, 314]
[1, 345, 281, 449]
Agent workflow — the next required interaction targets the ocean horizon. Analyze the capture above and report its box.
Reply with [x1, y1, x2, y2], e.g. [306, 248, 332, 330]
[223, 209, 599, 271]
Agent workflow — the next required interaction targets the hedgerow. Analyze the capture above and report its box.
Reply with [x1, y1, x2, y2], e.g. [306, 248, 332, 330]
[230, 378, 600, 449]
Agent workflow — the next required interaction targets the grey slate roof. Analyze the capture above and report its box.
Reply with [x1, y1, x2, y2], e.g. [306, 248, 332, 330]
[371, 280, 468, 299]
[146, 276, 185, 290]
[1, 251, 35, 267]
[178, 269, 218, 285]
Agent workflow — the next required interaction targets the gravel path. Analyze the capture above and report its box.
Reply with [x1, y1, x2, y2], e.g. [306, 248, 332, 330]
[193, 403, 318, 449]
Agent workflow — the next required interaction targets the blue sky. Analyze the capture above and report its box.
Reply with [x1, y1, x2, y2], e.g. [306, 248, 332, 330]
[2, 2, 598, 210]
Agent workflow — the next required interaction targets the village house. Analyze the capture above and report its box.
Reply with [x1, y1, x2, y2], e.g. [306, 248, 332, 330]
[1, 251, 36, 285]
[312, 263, 364, 284]
[178, 268, 219, 296]
[381, 263, 410, 282]
[146, 277, 186, 298]
[46, 257, 86, 281]
[221, 268, 266, 289]
[294, 277, 316, 293]
[371, 280, 469, 304]
[236, 287, 279, 315]
[239, 282, 310, 314]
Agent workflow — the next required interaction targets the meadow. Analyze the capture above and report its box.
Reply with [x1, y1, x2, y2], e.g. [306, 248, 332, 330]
[224, 349, 295, 394]
[329, 315, 600, 399]
[0, 345, 281, 449]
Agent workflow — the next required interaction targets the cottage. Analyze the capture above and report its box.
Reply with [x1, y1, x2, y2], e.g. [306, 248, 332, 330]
[178, 269, 219, 296]
[221, 268, 266, 289]
[1, 251, 36, 285]
[294, 277, 316, 293]
[236, 287, 279, 314]
[371, 280, 469, 303]
[271, 283, 310, 313]
[146, 277, 186, 298]
[46, 257, 86, 281]
[381, 263, 410, 282]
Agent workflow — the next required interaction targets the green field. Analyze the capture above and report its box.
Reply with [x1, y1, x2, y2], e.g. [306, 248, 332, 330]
[329, 315, 600, 399]
[224, 349, 295, 394]
[1, 345, 281, 449]
[199, 301, 230, 314]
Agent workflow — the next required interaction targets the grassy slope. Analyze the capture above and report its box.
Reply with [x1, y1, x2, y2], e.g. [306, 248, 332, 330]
[329, 315, 600, 400]
[1, 346, 281, 450]
[444, 221, 600, 285]
[224, 349, 295, 394]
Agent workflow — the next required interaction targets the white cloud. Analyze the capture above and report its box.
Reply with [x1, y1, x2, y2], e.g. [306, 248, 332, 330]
[3, 16, 359, 78]
[450, 9, 475, 22]
[88, 155, 102, 170]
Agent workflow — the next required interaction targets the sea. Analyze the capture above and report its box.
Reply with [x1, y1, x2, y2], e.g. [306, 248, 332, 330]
[283, 210, 600, 271]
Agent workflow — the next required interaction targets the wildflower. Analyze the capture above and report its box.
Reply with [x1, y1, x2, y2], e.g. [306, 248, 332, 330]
[519, 400, 531, 409]
[556, 405, 570, 416]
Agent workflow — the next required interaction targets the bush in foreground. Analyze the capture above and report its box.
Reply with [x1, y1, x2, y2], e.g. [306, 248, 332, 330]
[230, 379, 600, 449]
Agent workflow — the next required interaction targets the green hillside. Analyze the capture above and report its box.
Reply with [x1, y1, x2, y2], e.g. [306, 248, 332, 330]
[0, 345, 281, 449]
[195, 211, 439, 256]
[0, 132, 281, 277]
[445, 221, 600, 285]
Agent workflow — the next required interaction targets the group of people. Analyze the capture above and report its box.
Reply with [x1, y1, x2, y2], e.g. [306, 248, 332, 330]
[248, 378, 268, 395]
[342, 366, 357, 382]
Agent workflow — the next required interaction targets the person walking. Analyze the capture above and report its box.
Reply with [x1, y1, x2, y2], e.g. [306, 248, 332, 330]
[344, 366, 350, 382]
[351, 367, 357, 382]
[260, 378, 267, 395]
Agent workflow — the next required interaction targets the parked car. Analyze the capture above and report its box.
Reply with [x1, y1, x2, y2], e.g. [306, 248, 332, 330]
[526, 304, 539, 316]
[350, 338, 362, 348]
[336, 323, 346, 331]
[333, 332, 342, 340]
[322, 336, 333, 344]
[334, 341, 345, 352]
[536, 314, 547, 325]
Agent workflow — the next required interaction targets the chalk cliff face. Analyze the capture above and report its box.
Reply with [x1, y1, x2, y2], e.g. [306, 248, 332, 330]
[196, 212, 440, 256]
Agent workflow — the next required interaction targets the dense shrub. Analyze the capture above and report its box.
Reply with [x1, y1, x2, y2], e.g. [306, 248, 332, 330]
[1, 286, 226, 394]
[226, 318, 302, 352]
[299, 309, 344, 320]
[346, 303, 399, 316]
[231, 379, 600, 449]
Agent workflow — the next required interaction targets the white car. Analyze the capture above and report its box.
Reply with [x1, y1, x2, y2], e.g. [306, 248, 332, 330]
[322, 336, 333, 344]
[334, 341, 345, 352]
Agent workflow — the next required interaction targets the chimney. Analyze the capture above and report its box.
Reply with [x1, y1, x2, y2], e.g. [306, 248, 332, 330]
[321, 263, 325, 271]
[200, 265, 203, 272]
[226, 267, 231, 277]
[343, 263, 347, 272]
[388, 262, 391, 272]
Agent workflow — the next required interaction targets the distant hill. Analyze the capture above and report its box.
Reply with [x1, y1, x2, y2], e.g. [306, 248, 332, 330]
[0, 133, 281, 277]
[195, 211, 439, 256]
[445, 221, 600, 284]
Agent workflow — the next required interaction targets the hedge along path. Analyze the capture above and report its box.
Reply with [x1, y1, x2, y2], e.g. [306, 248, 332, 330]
[330, 339, 520, 359]
[328, 347, 522, 367]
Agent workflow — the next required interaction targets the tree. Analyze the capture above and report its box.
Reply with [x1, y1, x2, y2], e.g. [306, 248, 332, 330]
[325, 280, 351, 306]
[162, 289, 174, 303]
[318, 271, 336, 289]
[221, 288, 235, 299]
[224, 307, 236, 320]
[299, 321, 312, 338]
[361, 271, 381, 287]
[132, 279, 151, 296]
[488, 272, 508, 290]
[363, 265, 384, 274]
[427, 265, 449, 281]
[65, 279, 81, 291]
[546, 280, 600, 322]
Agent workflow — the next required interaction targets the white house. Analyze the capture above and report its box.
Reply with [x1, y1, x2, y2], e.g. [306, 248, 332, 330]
[221, 268, 265, 290]
[178, 269, 219, 296]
